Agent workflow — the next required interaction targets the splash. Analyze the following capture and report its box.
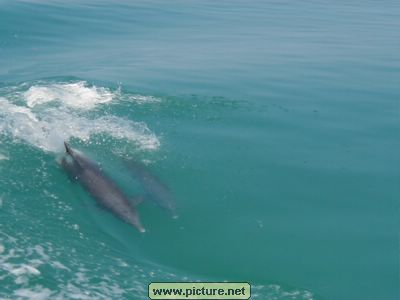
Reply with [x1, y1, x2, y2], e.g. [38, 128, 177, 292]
[24, 82, 114, 109]
[0, 81, 160, 152]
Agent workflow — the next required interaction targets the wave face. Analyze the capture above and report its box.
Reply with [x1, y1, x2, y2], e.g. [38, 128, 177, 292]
[0, 79, 317, 300]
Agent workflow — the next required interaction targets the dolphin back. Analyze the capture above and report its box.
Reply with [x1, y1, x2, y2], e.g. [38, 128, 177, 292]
[64, 142, 101, 171]
[61, 142, 146, 233]
[124, 158, 178, 218]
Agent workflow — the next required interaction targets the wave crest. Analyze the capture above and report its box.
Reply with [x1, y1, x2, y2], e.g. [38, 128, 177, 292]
[0, 81, 160, 152]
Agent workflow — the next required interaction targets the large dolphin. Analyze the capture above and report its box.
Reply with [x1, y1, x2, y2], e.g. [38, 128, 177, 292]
[61, 142, 145, 233]
[124, 159, 178, 219]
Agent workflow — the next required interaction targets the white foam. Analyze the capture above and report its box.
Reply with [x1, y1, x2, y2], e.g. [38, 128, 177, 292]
[51, 261, 70, 271]
[125, 94, 161, 104]
[34, 245, 49, 261]
[0, 153, 9, 160]
[11, 265, 41, 276]
[0, 86, 160, 152]
[0, 97, 38, 121]
[14, 286, 53, 300]
[15, 275, 29, 285]
[24, 81, 114, 109]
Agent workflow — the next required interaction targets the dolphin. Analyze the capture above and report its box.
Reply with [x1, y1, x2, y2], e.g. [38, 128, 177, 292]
[61, 142, 145, 233]
[124, 159, 178, 219]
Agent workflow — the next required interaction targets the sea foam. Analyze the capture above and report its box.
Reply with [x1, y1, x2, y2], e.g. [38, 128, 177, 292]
[0, 81, 160, 152]
[24, 82, 114, 109]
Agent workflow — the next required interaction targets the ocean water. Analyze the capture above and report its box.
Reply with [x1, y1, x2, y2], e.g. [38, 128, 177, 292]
[0, 1, 398, 299]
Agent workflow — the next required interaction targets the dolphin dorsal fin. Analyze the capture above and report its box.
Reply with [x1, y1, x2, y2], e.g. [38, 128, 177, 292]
[64, 142, 83, 168]
[64, 141, 73, 155]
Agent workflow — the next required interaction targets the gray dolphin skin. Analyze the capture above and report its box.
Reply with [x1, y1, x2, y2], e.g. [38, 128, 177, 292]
[124, 159, 178, 218]
[61, 142, 145, 233]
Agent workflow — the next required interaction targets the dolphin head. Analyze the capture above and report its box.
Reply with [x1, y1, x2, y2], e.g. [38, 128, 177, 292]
[167, 202, 178, 219]
[121, 208, 146, 233]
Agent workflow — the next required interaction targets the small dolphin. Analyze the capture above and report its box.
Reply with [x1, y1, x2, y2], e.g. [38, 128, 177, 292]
[61, 142, 145, 233]
[124, 159, 178, 218]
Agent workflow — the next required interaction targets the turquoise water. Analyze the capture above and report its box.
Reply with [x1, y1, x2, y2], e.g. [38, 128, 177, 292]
[0, 1, 399, 299]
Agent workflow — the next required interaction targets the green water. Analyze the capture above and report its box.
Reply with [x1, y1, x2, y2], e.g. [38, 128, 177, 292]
[0, 1, 399, 299]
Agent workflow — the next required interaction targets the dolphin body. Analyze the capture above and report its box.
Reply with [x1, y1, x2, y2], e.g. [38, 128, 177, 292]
[124, 159, 178, 219]
[61, 142, 145, 233]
